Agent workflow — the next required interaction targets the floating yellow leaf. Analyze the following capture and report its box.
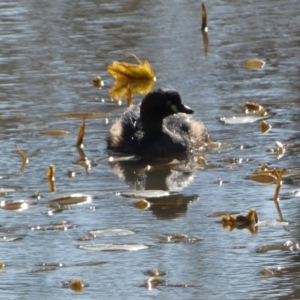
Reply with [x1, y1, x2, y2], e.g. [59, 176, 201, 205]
[243, 59, 265, 69]
[47, 165, 56, 192]
[133, 199, 150, 210]
[109, 78, 155, 100]
[107, 54, 155, 80]
[0, 261, 4, 271]
[261, 120, 272, 133]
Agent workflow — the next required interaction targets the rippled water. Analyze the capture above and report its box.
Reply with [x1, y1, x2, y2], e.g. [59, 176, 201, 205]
[1, 0, 300, 299]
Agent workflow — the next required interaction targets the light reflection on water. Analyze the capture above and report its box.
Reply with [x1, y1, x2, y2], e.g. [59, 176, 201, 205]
[0, 0, 300, 299]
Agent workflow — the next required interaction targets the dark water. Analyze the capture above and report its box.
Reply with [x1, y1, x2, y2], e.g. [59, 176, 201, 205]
[0, 0, 300, 299]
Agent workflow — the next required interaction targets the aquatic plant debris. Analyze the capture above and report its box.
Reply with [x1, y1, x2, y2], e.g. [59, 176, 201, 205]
[92, 76, 103, 89]
[201, 3, 209, 55]
[76, 118, 85, 147]
[107, 53, 155, 80]
[109, 78, 155, 100]
[47, 194, 92, 207]
[222, 208, 258, 235]
[243, 59, 265, 69]
[79, 244, 148, 251]
[261, 120, 272, 133]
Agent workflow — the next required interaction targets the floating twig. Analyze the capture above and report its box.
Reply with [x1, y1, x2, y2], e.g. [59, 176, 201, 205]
[76, 118, 85, 148]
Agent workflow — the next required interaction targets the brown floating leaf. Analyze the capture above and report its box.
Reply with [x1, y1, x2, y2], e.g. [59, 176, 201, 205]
[243, 59, 265, 69]
[107, 54, 155, 80]
[222, 208, 258, 235]
[0, 200, 30, 211]
[59, 112, 109, 119]
[201, 3, 208, 31]
[47, 165, 56, 192]
[92, 76, 103, 89]
[261, 120, 272, 133]
[0, 261, 4, 271]
[159, 234, 198, 243]
[133, 199, 151, 210]
[242, 102, 267, 116]
[76, 118, 85, 147]
[47, 194, 92, 207]
[15, 144, 29, 163]
[109, 78, 155, 100]
[68, 279, 84, 293]
[68, 169, 76, 178]
[275, 141, 285, 159]
[41, 130, 70, 136]
[47, 165, 55, 182]
[31, 221, 76, 231]
[247, 173, 277, 184]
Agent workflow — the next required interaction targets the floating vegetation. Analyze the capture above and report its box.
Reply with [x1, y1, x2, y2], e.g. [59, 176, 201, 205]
[133, 199, 151, 210]
[159, 234, 198, 243]
[143, 276, 166, 290]
[68, 169, 76, 178]
[107, 53, 155, 80]
[31, 221, 76, 231]
[261, 120, 272, 134]
[246, 173, 277, 184]
[66, 279, 85, 293]
[118, 190, 171, 199]
[76, 118, 85, 148]
[243, 59, 265, 69]
[47, 165, 56, 192]
[144, 268, 166, 277]
[201, 2, 209, 55]
[221, 208, 258, 235]
[109, 78, 155, 100]
[275, 141, 285, 159]
[47, 194, 92, 208]
[40, 130, 70, 136]
[16, 144, 28, 174]
[0, 261, 4, 271]
[219, 115, 271, 124]
[241, 102, 267, 116]
[255, 220, 289, 227]
[59, 111, 109, 119]
[88, 229, 135, 237]
[256, 240, 300, 253]
[0, 235, 26, 242]
[30, 263, 64, 273]
[92, 76, 104, 89]
[0, 200, 30, 211]
[79, 244, 148, 251]
[74, 261, 107, 267]
[208, 211, 240, 218]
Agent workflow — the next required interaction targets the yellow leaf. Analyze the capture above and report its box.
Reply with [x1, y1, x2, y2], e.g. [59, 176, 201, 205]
[109, 78, 155, 100]
[107, 55, 155, 80]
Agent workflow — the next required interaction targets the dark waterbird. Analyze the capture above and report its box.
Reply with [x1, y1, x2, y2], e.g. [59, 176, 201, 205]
[106, 87, 209, 155]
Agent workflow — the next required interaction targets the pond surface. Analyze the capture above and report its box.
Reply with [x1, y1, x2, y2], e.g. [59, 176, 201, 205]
[0, 0, 300, 299]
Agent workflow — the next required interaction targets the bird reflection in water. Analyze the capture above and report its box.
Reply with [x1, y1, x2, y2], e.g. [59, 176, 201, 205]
[108, 154, 204, 219]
